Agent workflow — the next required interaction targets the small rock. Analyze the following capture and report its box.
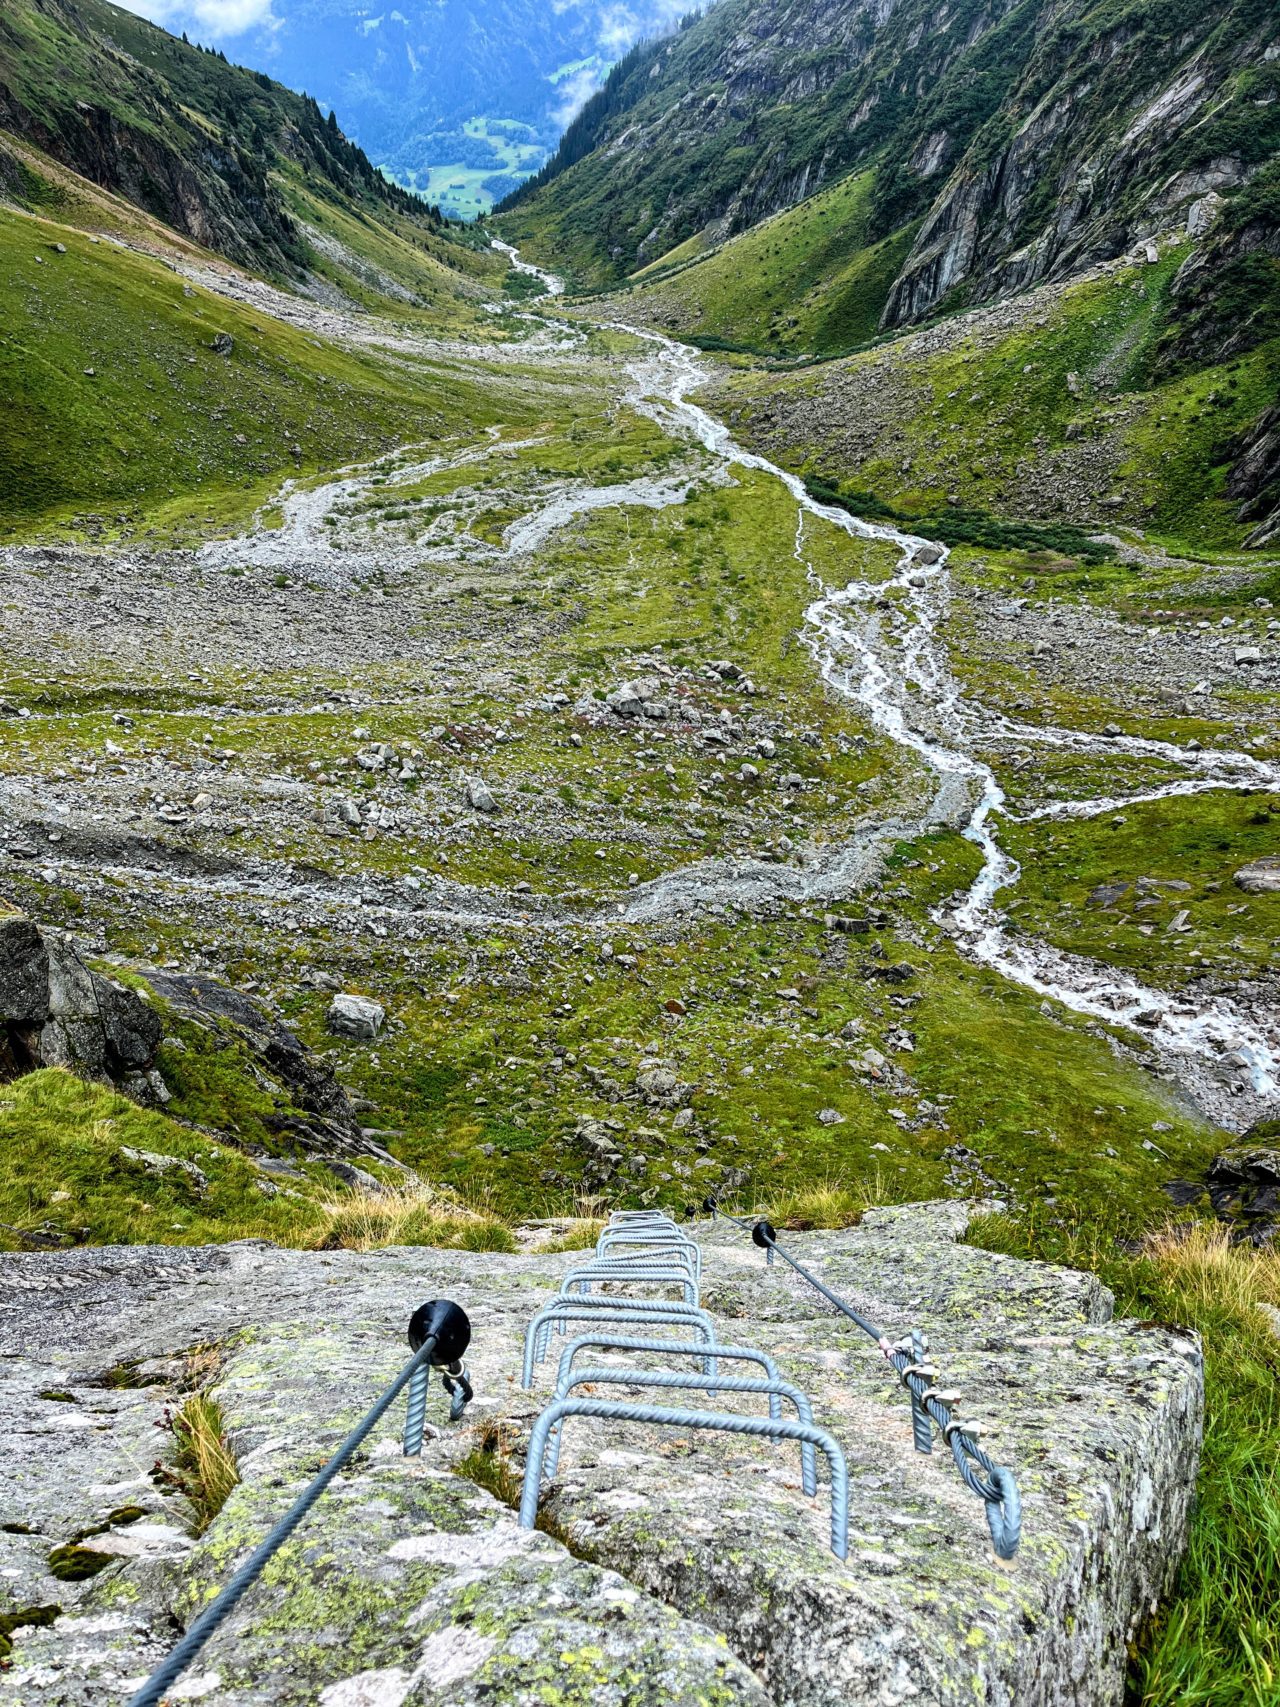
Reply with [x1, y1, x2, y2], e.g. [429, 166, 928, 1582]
[118, 1147, 207, 1193]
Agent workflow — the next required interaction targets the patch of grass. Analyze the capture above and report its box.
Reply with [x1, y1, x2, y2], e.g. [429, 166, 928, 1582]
[170, 1394, 239, 1536]
[314, 1184, 517, 1253]
[454, 1422, 587, 1555]
[533, 1219, 606, 1253]
[753, 1175, 880, 1230]
[804, 474, 1118, 562]
[968, 1212, 1280, 1706]
[0, 1069, 334, 1250]
[0, 1070, 517, 1254]
[997, 791, 1280, 991]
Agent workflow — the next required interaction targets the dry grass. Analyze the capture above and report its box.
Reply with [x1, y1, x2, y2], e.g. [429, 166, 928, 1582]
[531, 1218, 606, 1253]
[1143, 1221, 1280, 1320]
[970, 1206, 1280, 1705]
[752, 1170, 888, 1232]
[312, 1182, 517, 1253]
[171, 1394, 239, 1535]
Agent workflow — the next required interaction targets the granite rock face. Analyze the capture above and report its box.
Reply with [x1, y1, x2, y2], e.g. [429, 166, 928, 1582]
[0, 1203, 1203, 1705]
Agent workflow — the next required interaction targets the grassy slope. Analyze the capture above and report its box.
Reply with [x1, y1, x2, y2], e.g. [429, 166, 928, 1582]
[0, 0, 455, 281]
[616, 167, 920, 359]
[0, 1067, 518, 1252]
[713, 245, 1280, 554]
[0, 200, 525, 542]
[0, 1068, 335, 1247]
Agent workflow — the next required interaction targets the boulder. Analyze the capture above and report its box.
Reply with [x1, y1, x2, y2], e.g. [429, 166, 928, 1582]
[635, 1062, 691, 1106]
[326, 993, 386, 1041]
[465, 776, 498, 814]
[0, 1203, 1203, 1705]
[0, 915, 162, 1091]
[1207, 1131, 1280, 1243]
[573, 1114, 624, 1190]
[1234, 858, 1280, 894]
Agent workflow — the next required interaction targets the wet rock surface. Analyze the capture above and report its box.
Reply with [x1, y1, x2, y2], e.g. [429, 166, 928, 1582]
[0, 1204, 1202, 1704]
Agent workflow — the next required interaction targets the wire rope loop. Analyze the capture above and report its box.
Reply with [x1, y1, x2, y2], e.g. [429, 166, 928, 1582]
[982, 1465, 1022, 1560]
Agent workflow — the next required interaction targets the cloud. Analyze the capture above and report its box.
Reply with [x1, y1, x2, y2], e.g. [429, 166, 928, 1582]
[596, 0, 689, 52]
[551, 63, 605, 127]
[114, 0, 278, 38]
[546, 0, 692, 125]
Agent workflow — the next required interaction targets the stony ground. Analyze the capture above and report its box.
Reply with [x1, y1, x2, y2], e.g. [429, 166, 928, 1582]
[2, 253, 1278, 1255]
[0, 1205, 1203, 1705]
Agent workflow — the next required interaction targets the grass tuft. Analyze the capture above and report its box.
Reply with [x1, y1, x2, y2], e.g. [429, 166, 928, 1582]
[169, 1394, 239, 1536]
[753, 1173, 884, 1231]
[312, 1184, 517, 1253]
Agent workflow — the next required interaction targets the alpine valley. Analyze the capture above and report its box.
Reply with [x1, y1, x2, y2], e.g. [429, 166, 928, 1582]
[1, 0, 1279, 1702]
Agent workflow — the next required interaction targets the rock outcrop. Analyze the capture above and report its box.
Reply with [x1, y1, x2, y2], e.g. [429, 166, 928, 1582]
[0, 913, 164, 1102]
[145, 970, 375, 1161]
[0, 913, 379, 1165]
[1208, 1120, 1280, 1244]
[0, 1203, 1203, 1704]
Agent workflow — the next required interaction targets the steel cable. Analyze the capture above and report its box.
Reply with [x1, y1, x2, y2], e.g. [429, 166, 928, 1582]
[707, 1202, 1021, 1558]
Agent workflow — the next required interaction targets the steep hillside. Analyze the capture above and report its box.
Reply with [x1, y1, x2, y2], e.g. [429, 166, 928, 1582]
[124, 0, 697, 220]
[0, 201, 528, 540]
[496, 0, 1279, 353]
[706, 241, 1280, 553]
[0, 0, 475, 284]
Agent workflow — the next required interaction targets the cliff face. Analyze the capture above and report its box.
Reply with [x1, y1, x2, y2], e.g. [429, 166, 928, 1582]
[499, 0, 1279, 347]
[881, 0, 1279, 328]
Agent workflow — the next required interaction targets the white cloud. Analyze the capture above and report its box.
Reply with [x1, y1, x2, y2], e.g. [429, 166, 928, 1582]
[114, 0, 278, 38]
[551, 62, 604, 126]
[596, 0, 689, 52]
[545, 0, 692, 125]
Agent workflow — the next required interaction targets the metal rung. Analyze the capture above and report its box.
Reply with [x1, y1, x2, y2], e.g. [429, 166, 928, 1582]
[559, 1266, 699, 1305]
[520, 1399, 849, 1560]
[523, 1301, 718, 1385]
[547, 1366, 819, 1492]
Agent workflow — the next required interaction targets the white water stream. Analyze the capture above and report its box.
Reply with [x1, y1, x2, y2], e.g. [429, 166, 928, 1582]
[498, 243, 1279, 1100]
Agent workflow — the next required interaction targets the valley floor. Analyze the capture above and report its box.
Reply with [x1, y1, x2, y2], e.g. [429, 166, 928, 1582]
[3, 231, 1280, 1705]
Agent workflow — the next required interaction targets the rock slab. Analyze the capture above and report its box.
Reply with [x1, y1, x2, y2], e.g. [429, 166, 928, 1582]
[0, 1203, 1202, 1704]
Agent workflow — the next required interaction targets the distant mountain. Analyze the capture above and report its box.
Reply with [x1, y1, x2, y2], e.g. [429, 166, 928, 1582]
[114, 0, 696, 218]
[497, 0, 1279, 352]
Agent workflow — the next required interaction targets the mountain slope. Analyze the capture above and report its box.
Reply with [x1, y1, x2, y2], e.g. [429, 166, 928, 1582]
[496, 0, 1279, 350]
[111, 0, 698, 219]
[0, 0, 471, 284]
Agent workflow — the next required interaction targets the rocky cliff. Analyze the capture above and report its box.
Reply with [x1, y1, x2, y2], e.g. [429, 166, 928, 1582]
[0, 1203, 1203, 1704]
[498, 0, 1278, 355]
